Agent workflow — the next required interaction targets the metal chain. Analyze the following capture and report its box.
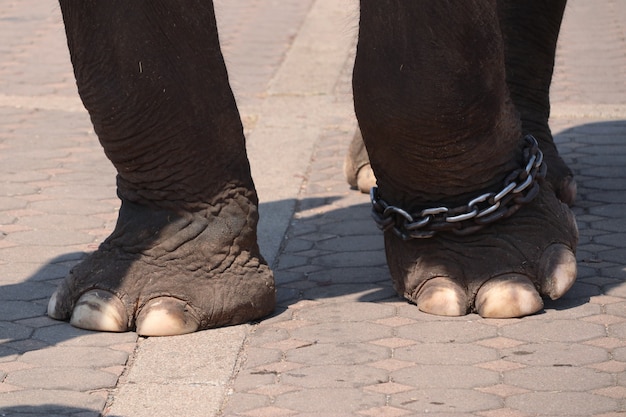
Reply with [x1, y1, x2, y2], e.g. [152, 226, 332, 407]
[370, 135, 547, 240]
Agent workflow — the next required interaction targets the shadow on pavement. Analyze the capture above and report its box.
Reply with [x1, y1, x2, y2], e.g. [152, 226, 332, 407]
[0, 404, 120, 417]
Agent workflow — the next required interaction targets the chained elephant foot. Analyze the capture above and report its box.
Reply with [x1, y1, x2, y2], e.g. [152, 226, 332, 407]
[48, 193, 276, 336]
[386, 184, 578, 318]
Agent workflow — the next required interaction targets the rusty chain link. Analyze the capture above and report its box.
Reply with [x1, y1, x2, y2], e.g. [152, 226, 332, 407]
[370, 135, 547, 240]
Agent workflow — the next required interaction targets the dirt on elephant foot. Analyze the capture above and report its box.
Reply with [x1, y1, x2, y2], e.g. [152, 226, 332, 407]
[47, 194, 276, 336]
[385, 184, 578, 318]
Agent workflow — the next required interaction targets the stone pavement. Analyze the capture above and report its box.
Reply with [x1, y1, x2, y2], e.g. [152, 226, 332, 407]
[0, 0, 625, 416]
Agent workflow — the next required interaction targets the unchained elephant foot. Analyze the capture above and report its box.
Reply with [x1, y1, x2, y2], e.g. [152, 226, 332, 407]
[47, 194, 276, 336]
[386, 185, 578, 318]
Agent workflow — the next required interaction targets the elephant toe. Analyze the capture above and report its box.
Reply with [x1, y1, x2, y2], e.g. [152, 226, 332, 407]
[557, 176, 577, 206]
[415, 277, 467, 316]
[538, 243, 577, 300]
[356, 164, 376, 194]
[68, 290, 129, 332]
[136, 297, 200, 337]
[47, 290, 67, 321]
[475, 274, 544, 318]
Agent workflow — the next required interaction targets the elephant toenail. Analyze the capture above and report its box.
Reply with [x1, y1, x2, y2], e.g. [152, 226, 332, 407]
[415, 277, 467, 316]
[538, 243, 577, 300]
[475, 274, 543, 318]
[70, 290, 129, 332]
[136, 297, 200, 337]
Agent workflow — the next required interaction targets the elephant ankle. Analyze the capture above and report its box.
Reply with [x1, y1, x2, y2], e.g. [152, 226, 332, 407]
[372, 135, 546, 239]
[107, 188, 264, 270]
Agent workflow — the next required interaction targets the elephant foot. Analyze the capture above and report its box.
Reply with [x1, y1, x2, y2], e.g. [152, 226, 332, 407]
[48, 192, 275, 336]
[385, 184, 578, 318]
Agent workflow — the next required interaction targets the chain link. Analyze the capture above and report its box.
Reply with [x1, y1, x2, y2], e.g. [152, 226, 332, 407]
[371, 135, 547, 240]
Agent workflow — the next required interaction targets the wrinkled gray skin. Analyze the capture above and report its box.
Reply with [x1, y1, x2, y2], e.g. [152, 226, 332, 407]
[48, 0, 578, 336]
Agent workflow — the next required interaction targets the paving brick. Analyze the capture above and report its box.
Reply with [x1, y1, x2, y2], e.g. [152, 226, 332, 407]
[500, 342, 609, 367]
[281, 365, 387, 389]
[396, 320, 498, 343]
[290, 321, 392, 343]
[506, 392, 618, 416]
[294, 301, 395, 322]
[0, 389, 106, 415]
[286, 342, 389, 366]
[274, 388, 384, 414]
[390, 389, 502, 414]
[394, 343, 498, 365]
[306, 265, 391, 285]
[499, 320, 606, 343]
[505, 366, 612, 392]
[6, 367, 118, 391]
[391, 365, 500, 389]
[32, 323, 136, 347]
[19, 346, 128, 368]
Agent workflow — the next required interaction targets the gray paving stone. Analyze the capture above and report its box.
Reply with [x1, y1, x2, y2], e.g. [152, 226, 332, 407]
[500, 320, 606, 343]
[7, 230, 95, 246]
[0, 281, 54, 301]
[20, 346, 128, 368]
[315, 234, 384, 252]
[391, 365, 499, 389]
[281, 364, 387, 388]
[394, 343, 498, 366]
[0, 196, 27, 211]
[306, 265, 390, 284]
[302, 283, 397, 303]
[390, 389, 502, 414]
[396, 320, 498, 344]
[500, 342, 609, 366]
[286, 342, 389, 366]
[294, 301, 395, 322]
[505, 366, 612, 391]
[247, 327, 290, 347]
[605, 302, 626, 318]
[0, 245, 87, 265]
[29, 199, 116, 216]
[106, 383, 230, 417]
[33, 324, 137, 347]
[506, 392, 618, 416]
[232, 369, 276, 392]
[239, 347, 282, 369]
[610, 323, 626, 340]
[0, 390, 106, 415]
[220, 392, 269, 415]
[0, 301, 43, 321]
[290, 321, 392, 344]
[6, 367, 118, 391]
[2, 338, 49, 354]
[274, 388, 384, 413]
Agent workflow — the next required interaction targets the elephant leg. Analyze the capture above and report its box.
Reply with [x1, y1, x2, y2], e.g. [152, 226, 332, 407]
[48, 0, 275, 336]
[354, 0, 578, 318]
[498, 0, 575, 205]
[347, 1, 574, 203]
